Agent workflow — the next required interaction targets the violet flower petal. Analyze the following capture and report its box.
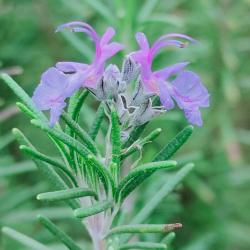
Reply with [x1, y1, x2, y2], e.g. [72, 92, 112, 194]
[49, 102, 67, 127]
[100, 27, 115, 45]
[150, 33, 196, 59]
[155, 33, 197, 44]
[40, 67, 68, 89]
[97, 42, 124, 65]
[153, 62, 189, 79]
[171, 70, 210, 110]
[56, 21, 99, 43]
[158, 80, 175, 110]
[56, 62, 88, 73]
[184, 109, 203, 127]
[135, 32, 150, 51]
[32, 67, 83, 126]
[150, 40, 187, 59]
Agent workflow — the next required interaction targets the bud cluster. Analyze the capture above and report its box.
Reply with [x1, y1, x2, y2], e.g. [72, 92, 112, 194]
[90, 57, 164, 139]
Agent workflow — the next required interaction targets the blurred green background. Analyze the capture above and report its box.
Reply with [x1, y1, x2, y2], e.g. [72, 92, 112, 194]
[0, 0, 250, 249]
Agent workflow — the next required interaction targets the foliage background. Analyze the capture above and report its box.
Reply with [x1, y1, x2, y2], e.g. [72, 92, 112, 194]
[0, 0, 250, 249]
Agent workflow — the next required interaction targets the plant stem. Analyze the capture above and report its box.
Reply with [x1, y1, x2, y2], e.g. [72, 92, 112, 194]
[93, 239, 105, 250]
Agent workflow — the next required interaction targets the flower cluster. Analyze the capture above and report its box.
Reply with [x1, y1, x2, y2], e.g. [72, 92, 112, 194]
[32, 21, 209, 127]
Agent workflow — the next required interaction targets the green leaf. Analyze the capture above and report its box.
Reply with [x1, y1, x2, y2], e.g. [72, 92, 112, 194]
[64, 90, 89, 174]
[67, 90, 89, 122]
[12, 128, 80, 210]
[154, 126, 194, 162]
[121, 128, 162, 159]
[186, 174, 215, 203]
[12, 128, 32, 146]
[51, 136, 77, 174]
[1, 207, 73, 224]
[119, 242, 167, 250]
[84, 0, 115, 23]
[111, 108, 121, 165]
[34, 161, 80, 210]
[60, 0, 88, 18]
[89, 103, 105, 140]
[0, 73, 45, 121]
[66, 90, 89, 140]
[122, 123, 148, 149]
[121, 163, 194, 243]
[2, 227, 51, 250]
[115, 161, 177, 202]
[137, 0, 160, 22]
[37, 188, 97, 202]
[161, 232, 176, 245]
[31, 119, 90, 159]
[110, 161, 119, 186]
[0, 133, 14, 150]
[74, 200, 112, 218]
[1, 74, 76, 174]
[106, 223, 182, 237]
[38, 215, 82, 250]
[0, 183, 46, 214]
[19, 145, 77, 187]
[0, 74, 75, 172]
[62, 112, 98, 155]
[16, 101, 36, 119]
[130, 163, 194, 225]
[110, 108, 121, 178]
[87, 155, 115, 194]
[0, 162, 36, 177]
[0, 76, 75, 176]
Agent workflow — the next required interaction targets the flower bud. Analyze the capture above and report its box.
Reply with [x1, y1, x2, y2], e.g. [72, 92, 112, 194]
[130, 79, 155, 106]
[131, 99, 164, 126]
[121, 56, 140, 84]
[89, 64, 126, 101]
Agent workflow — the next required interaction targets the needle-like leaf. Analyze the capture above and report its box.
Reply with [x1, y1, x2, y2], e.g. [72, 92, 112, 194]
[111, 108, 121, 179]
[84, 0, 115, 23]
[16, 102, 35, 119]
[89, 103, 105, 140]
[0, 162, 36, 177]
[31, 119, 90, 159]
[122, 163, 194, 243]
[122, 123, 148, 149]
[74, 200, 112, 218]
[87, 155, 115, 194]
[153, 126, 193, 162]
[137, 0, 160, 22]
[0, 73, 45, 121]
[12, 128, 80, 209]
[37, 188, 97, 202]
[62, 112, 98, 155]
[38, 215, 82, 250]
[19, 145, 77, 186]
[119, 242, 167, 250]
[67, 89, 89, 122]
[115, 161, 177, 202]
[2, 227, 51, 250]
[161, 232, 176, 245]
[130, 163, 194, 224]
[121, 128, 162, 159]
[106, 223, 182, 237]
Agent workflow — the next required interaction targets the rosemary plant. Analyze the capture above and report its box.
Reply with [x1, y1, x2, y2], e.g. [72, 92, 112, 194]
[0, 20, 209, 250]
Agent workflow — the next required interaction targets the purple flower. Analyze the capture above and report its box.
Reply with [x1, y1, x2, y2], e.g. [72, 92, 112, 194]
[32, 22, 123, 126]
[32, 67, 85, 126]
[55, 21, 124, 88]
[131, 32, 209, 126]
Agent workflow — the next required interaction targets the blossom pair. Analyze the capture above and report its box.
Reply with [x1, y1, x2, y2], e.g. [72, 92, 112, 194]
[130, 32, 209, 126]
[32, 21, 209, 127]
